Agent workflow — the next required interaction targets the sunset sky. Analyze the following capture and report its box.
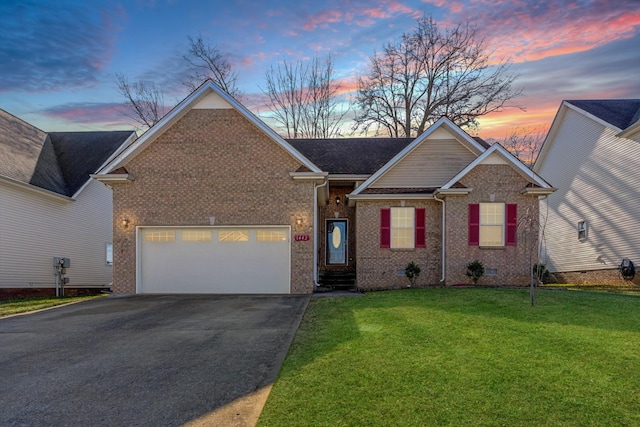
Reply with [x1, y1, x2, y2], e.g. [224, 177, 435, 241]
[1, 0, 639, 141]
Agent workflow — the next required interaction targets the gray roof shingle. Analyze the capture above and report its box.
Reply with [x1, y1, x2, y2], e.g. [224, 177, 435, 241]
[0, 109, 134, 196]
[567, 99, 640, 130]
[287, 136, 488, 175]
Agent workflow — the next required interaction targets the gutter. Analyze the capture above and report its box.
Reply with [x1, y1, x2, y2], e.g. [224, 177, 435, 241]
[434, 192, 446, 283]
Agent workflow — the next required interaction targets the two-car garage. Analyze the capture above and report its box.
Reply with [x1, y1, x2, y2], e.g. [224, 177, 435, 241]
[137, 226, 291, 294]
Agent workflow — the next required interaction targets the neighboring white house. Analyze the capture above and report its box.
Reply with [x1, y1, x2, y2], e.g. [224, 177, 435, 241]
[534, 99, 640, 285]
[0, 109, 136, 298]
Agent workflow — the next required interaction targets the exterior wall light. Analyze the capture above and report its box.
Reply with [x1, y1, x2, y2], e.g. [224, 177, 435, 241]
[335, 195, 341, 205]
[122, 217, 130, 228]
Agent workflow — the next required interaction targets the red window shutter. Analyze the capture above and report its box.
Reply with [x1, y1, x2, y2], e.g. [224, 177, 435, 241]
[415, 208, 426, 248]
[468, 204, 480, 246]
[506, 204, 517, 246]
[380, 208, 391, 248]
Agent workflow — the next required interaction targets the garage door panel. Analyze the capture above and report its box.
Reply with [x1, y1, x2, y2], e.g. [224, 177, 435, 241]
[139, 227, 290, 294]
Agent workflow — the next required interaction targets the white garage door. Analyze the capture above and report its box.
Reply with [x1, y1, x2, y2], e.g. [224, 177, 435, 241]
[138, 226, 290, 294]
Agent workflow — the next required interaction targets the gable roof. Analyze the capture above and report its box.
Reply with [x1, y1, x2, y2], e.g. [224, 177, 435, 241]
[350, 117, 488, 197]
[566, 99, 640, 131]
[0, 109, 136, 198]
[98, 80, 323, 175]
[535, 99, 640, 171]
[288, 136, 488, 175]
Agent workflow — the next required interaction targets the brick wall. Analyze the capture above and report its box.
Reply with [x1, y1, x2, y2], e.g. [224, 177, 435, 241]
[553, 269, 640, 286]
[111, 109, 315, 294]
[444, 164, 540, 286]
[356, 200, 442, 290]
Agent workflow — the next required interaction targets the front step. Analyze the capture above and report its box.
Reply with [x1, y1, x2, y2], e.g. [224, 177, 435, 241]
[319, 270, 356, 290]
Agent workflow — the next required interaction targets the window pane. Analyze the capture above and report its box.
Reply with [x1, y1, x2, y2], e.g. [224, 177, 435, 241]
[392, 228, 414, 248]
[182, 230, 212, 242]
[480, 225, 503, 246]
[481, 203, 504, 225]
[144, 231, 175, 242]
[219, 230, 249, 242]
[257, 230, 287, 242]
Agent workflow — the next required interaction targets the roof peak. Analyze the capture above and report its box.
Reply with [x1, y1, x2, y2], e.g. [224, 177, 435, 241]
[566, 99, 640, 130]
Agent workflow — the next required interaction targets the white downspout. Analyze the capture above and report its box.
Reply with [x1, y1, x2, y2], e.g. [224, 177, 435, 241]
[314, 180, 328, 286]
[434, 193, 446, 283]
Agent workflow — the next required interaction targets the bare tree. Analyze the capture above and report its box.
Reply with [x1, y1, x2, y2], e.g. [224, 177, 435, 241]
[117, 36, 241, 130]
[262, 55, 348, 138]
[115, 73, 166, 129]
[497, 126, 547, 168]
[354, 15, 522, 137]
[183, 35, 241, 97]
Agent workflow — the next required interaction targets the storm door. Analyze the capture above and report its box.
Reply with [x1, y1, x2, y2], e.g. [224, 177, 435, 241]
[326, 219, 348, 265]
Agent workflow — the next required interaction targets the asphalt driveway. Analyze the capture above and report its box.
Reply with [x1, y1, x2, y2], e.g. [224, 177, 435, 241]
[0, 294, 309, 426]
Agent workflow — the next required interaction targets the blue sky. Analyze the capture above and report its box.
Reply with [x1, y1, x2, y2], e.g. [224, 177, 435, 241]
[1, 0, 639, 139]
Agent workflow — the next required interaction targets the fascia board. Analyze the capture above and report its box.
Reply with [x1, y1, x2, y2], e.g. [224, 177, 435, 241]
[75, 132, 139, 198]
[327, 174, 371, 181]
[435, 188, 472, 196]
[350, 117, 485, 197]
[617, 120, 640, 138]
[289, 172, 328, 181]
[90, 173, 135, 184]
[566, 101, 624, 133]
[520, 187, 557, 195]
[101, 85, 212, 174]
[94, 132, 139, 174]
[214, 87, 323, 174]
[102, 81, 322, 175]
[533, 102, 567, 172]
[442, 144, 552, 190]
[348, 194, 435, 200]
[0, 175, 73, 201]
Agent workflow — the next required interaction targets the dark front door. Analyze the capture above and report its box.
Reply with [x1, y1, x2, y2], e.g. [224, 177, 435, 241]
[326, 219, 347, 265]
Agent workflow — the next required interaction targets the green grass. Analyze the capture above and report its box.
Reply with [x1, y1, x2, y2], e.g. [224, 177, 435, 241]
[258, 288, 640, 426]
[0, 294, 104, 317]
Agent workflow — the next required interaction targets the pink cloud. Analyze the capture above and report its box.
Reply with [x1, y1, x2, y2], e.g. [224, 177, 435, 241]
[438, 1, 640, 64]
[302, 9, 344, 31]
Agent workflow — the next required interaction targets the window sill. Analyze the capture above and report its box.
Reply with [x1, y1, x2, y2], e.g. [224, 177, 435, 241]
[478, 246, 506, 250]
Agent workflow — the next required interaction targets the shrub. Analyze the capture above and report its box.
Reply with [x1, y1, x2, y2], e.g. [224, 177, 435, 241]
[405, 261, 421, 287]
[466, 260, 485, 285]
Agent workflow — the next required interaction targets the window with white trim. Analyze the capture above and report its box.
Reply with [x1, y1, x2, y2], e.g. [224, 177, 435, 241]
[218, 230, 249, 242]
[480, 203, 505, 246]
[145, 231, 175, 242]
[391, 207, 415, 249]
[578, 221, 587, 240]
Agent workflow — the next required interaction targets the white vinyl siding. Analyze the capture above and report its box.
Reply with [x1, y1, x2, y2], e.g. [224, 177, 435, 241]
[0, 179, 114, 288]
[536, 107, 640, 273]
[371, 137, 477, 188]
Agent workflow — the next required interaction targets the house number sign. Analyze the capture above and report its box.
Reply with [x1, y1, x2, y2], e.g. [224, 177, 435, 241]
[294, 234, 310, 241]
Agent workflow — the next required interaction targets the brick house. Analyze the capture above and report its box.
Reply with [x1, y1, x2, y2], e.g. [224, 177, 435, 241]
[93, 81, 555, 294]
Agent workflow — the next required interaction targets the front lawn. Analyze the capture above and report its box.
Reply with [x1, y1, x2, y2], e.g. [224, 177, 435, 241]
[0, 295, 104, 317]
[258, 288, 640, 426]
